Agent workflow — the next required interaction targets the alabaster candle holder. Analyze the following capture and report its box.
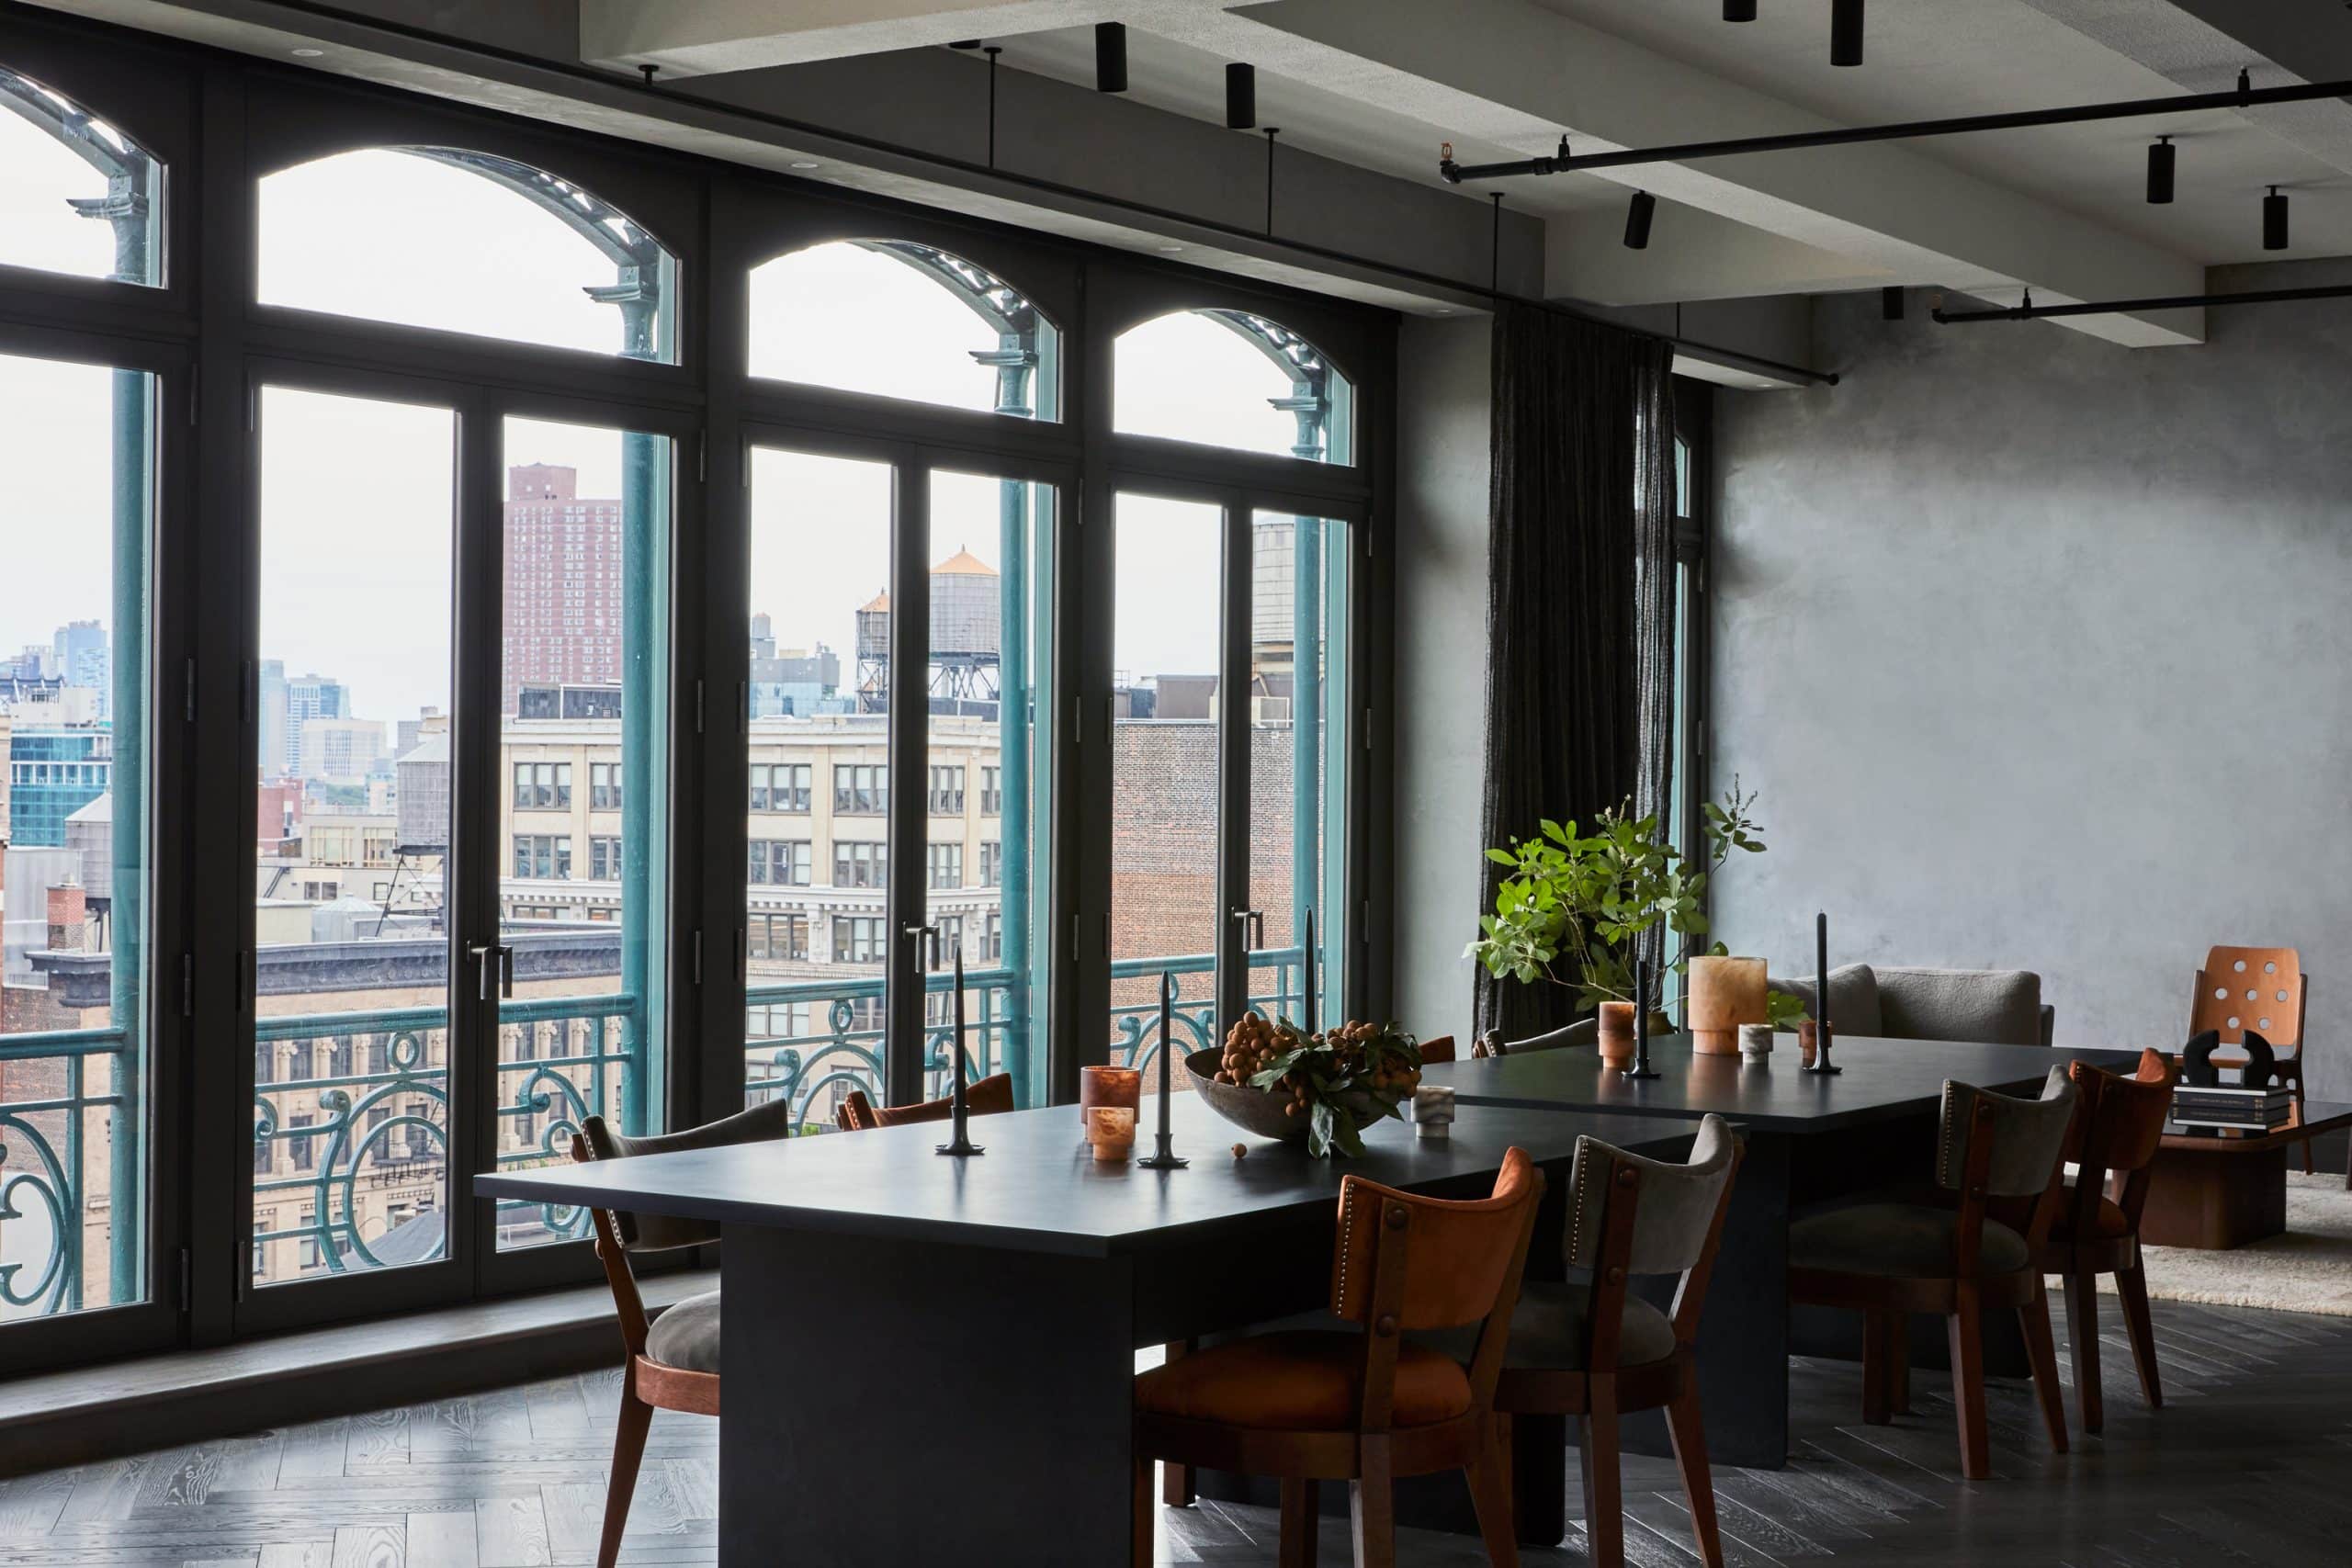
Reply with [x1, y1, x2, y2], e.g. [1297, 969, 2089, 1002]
[1080, 1066, 1141, 1146]
[1596, 1001, 1637, 1068]
[1689, 955, 1768, 1056]
[1738, 1022, 1774, 1061]
[1411, 1085, 1456, 1140]
[1088, 1106, 1136, 1161]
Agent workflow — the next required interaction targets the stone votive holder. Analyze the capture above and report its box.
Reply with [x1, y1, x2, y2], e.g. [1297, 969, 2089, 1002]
[1738, 1023, 1774, 1061]
[1080, 1066, 1141, 1147]
[1411, 1085, 1456, 1140]
[1088, 1106, 1136, 1162]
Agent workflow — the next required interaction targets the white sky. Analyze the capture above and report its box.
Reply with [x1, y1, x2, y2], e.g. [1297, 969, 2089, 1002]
[3, 137, 1339, 732]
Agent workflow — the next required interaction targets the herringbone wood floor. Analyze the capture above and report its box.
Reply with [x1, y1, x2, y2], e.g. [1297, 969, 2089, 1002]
[0, 1297, 2346, 1565]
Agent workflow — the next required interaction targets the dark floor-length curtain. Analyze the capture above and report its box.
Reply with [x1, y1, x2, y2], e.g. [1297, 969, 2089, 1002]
[1474, 303, 1677, 1046]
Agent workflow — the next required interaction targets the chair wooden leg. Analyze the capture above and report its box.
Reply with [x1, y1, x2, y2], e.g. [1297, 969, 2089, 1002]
[1278, 1477, 1317, 1568]
[2115, 1259, 2164, 1411]
[2063, 1267, 2103, 1434]
[1132, 1455, 1157, 1568]
[1862, 1310, 1891, 1425]
[1664, 1383, 1725, 1568]
[2020, 1282, 2070, 1454]
[1159, 1341, 1196, 1506]
[1948, 1289, 1991, 1481]
[600, 1376, 653, 1568]
[1579, 1379, 1624, 1568]
[1464, 1421, 1520, 1568]
[1351, 1435, 1396, 1568]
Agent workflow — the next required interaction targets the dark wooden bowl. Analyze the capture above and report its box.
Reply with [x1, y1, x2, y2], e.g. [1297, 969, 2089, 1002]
[1184, 1047, 1310, 1143]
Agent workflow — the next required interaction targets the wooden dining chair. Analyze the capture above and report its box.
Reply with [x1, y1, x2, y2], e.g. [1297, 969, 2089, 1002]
[2188, 945, 2312, 1171]
[2039, 1048, 2175, 1434]
[571, 1099, 797, 1568]
[1420, 1116, 1742, 1568]
[833, 1070, 1016, 1130]
[1788, 1068, 2077, 1479]
[1130, 1148, 1545, 1568]
[1419, 1034, 1458, 1065]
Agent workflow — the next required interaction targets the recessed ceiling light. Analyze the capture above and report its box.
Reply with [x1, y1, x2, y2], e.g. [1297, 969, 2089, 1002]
[1158, 243, 1183, 253]
[1434, 308, 1453, 315]
[789, 160, 821, 170]
[290, 47, 324, 58]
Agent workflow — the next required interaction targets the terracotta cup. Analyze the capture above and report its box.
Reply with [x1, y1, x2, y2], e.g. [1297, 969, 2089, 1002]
[1080, 1066, 1141, 1145]
[1596, 1001, 1638, 1067]
[1688, 955, 1769, 1056]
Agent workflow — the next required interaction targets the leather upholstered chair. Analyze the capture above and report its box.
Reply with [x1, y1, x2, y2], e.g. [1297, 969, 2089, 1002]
[1788, 1068, 2077, 1479]
[1420, 1116, 1742, 1568]
[1472, 1021, 1592, 1058]
[833, 1070, 1015, 1130]
[572, 1099, 797, 1568]
[1418, 1035, 1458, 1065]
[2188, 945, 2312, 1172]
[2041, 1048, 2175, 1433]
[1131, 1149, 1545, 1568]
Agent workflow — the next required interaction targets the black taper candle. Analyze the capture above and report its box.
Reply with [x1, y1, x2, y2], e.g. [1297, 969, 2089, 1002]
[1624, 952, 1660, 1078]
[1303, 907, 1317, 1038]
[1805, 909, 1842, 1076]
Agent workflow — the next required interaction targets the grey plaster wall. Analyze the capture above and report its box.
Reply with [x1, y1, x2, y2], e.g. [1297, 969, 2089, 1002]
[1391, 316, 1494, 1042]
[1710, 264, 2352, 1099]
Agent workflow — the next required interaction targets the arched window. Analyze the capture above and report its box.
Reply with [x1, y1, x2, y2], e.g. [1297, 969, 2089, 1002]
[0, 63, 164, 286]
[1114, 310, 1352, 464]
[257, 147, 677, 362]
[748, 240, 1059, 420]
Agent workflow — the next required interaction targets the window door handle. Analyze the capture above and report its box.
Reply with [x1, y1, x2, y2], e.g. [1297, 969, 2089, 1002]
[903, 923, 941, 974]
[1230, 908, 1265, 953]
[471, 942, 515, 1001]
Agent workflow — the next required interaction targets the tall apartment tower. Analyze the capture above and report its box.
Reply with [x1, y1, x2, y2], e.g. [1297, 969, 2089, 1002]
[503, 463, 623, 715]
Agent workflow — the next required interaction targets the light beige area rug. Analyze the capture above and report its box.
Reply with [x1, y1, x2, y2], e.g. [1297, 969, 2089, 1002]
[2098, 1172, 2352, 1317]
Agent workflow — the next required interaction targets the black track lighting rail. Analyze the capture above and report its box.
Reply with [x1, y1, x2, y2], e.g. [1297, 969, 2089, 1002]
[1439, 70, 2352, 183]
[1931, 280, 2352, 324]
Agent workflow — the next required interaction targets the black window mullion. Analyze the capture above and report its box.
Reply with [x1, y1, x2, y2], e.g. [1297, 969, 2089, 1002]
[1215, 492, 1250, 1046]
[884, 452, 930, 1105]
[451, 387, 503, 1295]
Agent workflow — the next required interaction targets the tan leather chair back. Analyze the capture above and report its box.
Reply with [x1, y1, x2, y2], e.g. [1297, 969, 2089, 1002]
[837, 1072, 1016, 1131]
[2191, 946, 2304, 1046]
[1330, 1147, 1542, 1331]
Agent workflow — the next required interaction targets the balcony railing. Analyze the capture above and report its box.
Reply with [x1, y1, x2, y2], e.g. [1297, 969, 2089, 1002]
[0, 949, 1313, 1315]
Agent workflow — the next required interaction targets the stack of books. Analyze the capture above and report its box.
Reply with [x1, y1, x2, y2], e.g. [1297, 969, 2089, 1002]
[2171, 1084, 2296, 1132]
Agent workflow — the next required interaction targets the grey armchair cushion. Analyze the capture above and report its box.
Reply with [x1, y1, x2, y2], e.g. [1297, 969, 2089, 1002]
[1875, 966, 2045, 1047]
[1773, 964, 1884, 1039]
[1790, 1203, 2030, 1279]
[1413, 1280, 1678, 1371]
[1510, 1021, 1592, 1054]
[582, 1098, 797, 1250]
[644, 1288, 721, 1373]
[1938, 1067, 2076, 1197]
[1564, 1115, 1737, 1275]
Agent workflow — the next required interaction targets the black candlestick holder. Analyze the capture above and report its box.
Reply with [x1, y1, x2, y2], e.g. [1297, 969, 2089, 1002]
[1802, 910, 1842, 1075]
[936, 945, 986, 1156]
[1136, 970, 1189, 1168]
[1622, 955, 1661, 1081]
[1801, 1022, 1843, 1076]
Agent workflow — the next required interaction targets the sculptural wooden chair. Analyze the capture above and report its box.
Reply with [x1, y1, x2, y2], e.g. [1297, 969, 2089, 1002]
[834, 1070, 1016, 1130]
[1788, 1068, 2077, 1479]
[2038, 1048, 2175, 1433]
[1471, 1021, 1591, 1058]
[572, 1099, 797, 1568]
[1418, 1034, 1458, 1065]
[2188, 945, 2312, 1172]
[1423, 1116, 1742, 1568]
[1130, 1148, 1544, 1568]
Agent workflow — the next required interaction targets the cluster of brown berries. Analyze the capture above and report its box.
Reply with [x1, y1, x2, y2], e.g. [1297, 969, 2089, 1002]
[1214, 1013, 1285, 1086]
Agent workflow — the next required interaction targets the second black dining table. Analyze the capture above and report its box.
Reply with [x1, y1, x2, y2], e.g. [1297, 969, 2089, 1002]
[479, 1093, 1698, 1566]
[1420, 1032, 2139, 1468]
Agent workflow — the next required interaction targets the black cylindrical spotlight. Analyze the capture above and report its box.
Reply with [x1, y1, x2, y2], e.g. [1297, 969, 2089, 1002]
[1882, 286, 1905, 321]
[1832, 0, 1865, 67]
[2265, 185, 2290, 251]
[1724, 0, 1758, 19]
[1624, 191, 1657, 250]
[1095, 22, 1127, 93]
[1226, 62, 1256, 130]
[2146, 137, 2176, 204]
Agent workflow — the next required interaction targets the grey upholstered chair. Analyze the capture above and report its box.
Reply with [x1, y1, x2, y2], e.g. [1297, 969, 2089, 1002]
[575, 1098, 797, 1568]
[1787, 1068, 2076, 1479]
[1780, 963, 2055, 1047]
[1418, 1115, 1744, 1568]
[1471, 1020, 1593, 1057]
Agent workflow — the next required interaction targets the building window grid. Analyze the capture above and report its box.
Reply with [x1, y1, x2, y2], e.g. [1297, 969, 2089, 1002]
[833, 840, 888, 889]
[928, 764, 965, 816]
[927, 841, 963, 889]
[832, 763, 888, 815]
[750, 762, 811, 813]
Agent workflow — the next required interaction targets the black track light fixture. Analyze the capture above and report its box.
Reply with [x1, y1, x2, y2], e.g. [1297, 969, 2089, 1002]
[1831, 0, 1865, 67]
[1226, 62, 1257, 130]
[1095, 23, 1127, 94]
[1724, 0, 1758, 19]
[1882, 286, 1905, 321]
[2265, 185, 2290, 251]
[2146, 136, 2176, 204]
[1624, 190, 1657, 250]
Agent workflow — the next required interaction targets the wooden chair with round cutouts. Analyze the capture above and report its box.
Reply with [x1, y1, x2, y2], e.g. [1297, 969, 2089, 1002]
[2188, 945, 2312, 1172]
[833, 1070, 1016, 1130]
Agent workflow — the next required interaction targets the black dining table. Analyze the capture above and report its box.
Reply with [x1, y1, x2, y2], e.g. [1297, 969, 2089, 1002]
[1420, 1032, 2140, 1469]
[478, 1093, 1699, 1567]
